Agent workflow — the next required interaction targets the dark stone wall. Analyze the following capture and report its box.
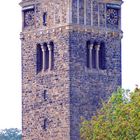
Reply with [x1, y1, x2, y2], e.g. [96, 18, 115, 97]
[69, 29, 121, 140]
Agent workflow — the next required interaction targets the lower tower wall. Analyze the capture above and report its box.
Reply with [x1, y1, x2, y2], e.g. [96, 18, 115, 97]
[69, 29, 121, 140]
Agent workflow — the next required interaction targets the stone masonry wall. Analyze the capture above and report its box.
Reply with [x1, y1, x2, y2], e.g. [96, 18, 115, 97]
[21, 1, 71, 139]
[69, 27, 121, 140]
[21, 0, 122, 139]
[22, 28, 71, 140]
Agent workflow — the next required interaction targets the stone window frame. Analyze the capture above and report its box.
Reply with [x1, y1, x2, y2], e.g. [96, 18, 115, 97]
[86, 40, 106, 70]
[36, 41, 54, 74]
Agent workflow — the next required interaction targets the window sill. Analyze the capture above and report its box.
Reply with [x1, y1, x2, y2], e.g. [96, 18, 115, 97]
[36, 69, 54, 75]
[85, 67, 107, 75]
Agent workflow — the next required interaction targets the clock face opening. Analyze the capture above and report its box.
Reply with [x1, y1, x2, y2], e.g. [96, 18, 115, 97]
[24, 9, 35, 27]
[106, 5, 120, 28]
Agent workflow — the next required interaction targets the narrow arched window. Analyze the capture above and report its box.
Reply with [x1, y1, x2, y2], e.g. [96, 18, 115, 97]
[86, 41, 96, 69]
[86, 41, 90, 68]
[36, 44, 43, 73]
[43, 118, 48, 130]
[92, 46, 96, 69]
[43, 43, 49, 70]
[48, 41, 54, 70]
[43, 12, 47, 26]
[43, 90, 48, 101]
[99, 42, 106, 70]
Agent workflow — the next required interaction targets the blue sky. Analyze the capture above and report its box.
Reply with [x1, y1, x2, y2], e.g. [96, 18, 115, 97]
[0, 0, 139, 129]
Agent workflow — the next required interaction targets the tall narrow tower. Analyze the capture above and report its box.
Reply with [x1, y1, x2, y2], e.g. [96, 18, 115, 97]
[20, 0, 123, 139]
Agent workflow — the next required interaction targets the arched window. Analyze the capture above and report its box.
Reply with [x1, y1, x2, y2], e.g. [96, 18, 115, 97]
[48, 41, 54, 70]
[43, 12, 47, 26]
[43, 118, 48, 130]
[36, 42, 54, 73]
[86, 41, 96, 69]
[43, 90, 48, 101]
[86, 41, 106, 70]
[99, 42, 106, 70]
[92, 45, 96, 69]
[43, 43, 49, 70]
[36, 44, 43, 73]
[86, 41, 90, 68]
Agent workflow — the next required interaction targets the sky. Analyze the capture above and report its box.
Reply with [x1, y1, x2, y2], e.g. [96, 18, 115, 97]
[0, 0, 139, 130]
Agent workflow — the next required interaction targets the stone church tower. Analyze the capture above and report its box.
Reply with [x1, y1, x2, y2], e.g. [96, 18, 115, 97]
[20, 0, 123, 139]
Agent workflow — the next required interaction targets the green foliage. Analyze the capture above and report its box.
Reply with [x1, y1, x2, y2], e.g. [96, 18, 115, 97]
[0, 128, 21, 140]
[80, 88, 140, 140]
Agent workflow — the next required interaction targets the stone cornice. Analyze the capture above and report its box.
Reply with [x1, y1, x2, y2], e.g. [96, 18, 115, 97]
[98, 0, 123, 5]
[19, 0, 40, 7]
[22, 24, 122, 32]
[20, 24, 123, 41]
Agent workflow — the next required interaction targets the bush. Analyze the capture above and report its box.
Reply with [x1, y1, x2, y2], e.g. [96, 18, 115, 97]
[0, 128, 21, 140]
[80, 88, 140, 140]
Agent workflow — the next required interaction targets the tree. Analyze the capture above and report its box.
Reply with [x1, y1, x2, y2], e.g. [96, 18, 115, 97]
[80, 88, 140, 140]
[0, 128, 21, 140]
